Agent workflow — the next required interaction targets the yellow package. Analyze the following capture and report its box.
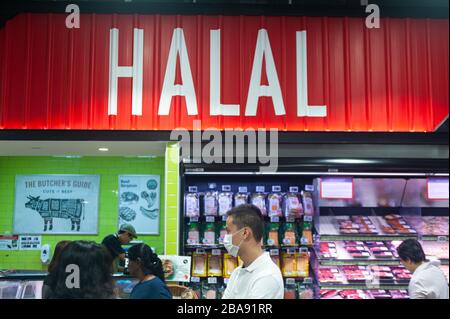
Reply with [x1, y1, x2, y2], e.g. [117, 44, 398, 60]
[223, 253, 238, 278]
[208, 253, 223, 277]
[192, 252, 208, 277]
[281, 253, 296, 277]
[295, 252, 309, 277]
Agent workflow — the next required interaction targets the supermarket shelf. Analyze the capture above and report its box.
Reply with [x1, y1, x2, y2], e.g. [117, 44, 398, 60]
[420, 235, 449, 241]
[319, 234, 417, 241]
[184, 244, 225, 250]
[318, 259, 401, 266]
[319, 283, 410, 290]
[264, 245, 313, 250]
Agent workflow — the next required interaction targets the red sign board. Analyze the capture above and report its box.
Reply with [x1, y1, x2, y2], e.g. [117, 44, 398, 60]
[0, 14, 448, 131]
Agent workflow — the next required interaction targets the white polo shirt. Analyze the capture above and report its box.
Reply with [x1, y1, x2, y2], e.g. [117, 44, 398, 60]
[222, 252, 284, 299]
[409, 261, 449, 299]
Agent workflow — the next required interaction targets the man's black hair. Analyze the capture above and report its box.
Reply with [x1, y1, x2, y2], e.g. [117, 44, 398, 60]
[227, 204, 264, 242]
[397, 239, 426, 264]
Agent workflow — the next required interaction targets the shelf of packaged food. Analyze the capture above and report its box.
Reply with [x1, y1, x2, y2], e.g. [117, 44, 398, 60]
[184, 244, 225, 250]
[318, 259, 401, 266]
[319, 234, 417, 241]
[264, 245, 313, 250]
[184, 245, 313, 250]
[318, 283, 410, 290]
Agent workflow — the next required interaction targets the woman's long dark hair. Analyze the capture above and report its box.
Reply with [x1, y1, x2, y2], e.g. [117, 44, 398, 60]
[52, 241, 115, 299]
[128, 243, 165, 283]
[48, 240, 71, 273]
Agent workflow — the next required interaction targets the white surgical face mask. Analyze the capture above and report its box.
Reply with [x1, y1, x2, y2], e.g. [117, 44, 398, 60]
[223, 228, 245, 257]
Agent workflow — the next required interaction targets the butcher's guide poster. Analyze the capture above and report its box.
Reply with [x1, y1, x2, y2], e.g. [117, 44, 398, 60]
[13, 175, 100, 234]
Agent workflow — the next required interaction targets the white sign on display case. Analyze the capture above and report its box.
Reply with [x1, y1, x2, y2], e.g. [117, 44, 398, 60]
[427, 177, 449, 200]
[13, 175, 100, 234]
[320, 177, 354, 199]
[159, 255, 191, 283]
[118, 175, 161, 235]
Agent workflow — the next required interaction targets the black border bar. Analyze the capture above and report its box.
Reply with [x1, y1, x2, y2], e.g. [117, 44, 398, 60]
[0, 130, 448, 145]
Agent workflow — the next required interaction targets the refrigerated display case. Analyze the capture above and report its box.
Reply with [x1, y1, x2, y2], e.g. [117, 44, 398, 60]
[0, 271, 138, 299]
[180, 175, 318, 299]
[179, 157, 449, 299]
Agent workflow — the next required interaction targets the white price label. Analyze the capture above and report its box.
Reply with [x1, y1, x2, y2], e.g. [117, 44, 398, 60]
[195, 248, 205, 254]
[206, 216, 215, 223]
[256, 186, 265, 192]
[272, 185, 281, 192]
[188, 186, 198, 192]
[222, 215, 228, 221]
[286, 218, 295, 223]
[300, 247, 309, 253]
[269, 249, 279, 256]
[190, 217, 199, 222]
[289, 186, 299, 193]
[222, 185, 231, 192]
[287, 248, 296, 254]
[191, 276, 200, 283]
[224, 278, 229, 285]
[286, 278, 296, 285]
[208, 277, 218, 284]
[212, 249, 222, 256]
[238, 186, 248, 193]
[270, 217, 280, 223]
[437, 236, 448, 242]
[208, 183, 217, 189]
[304, 277, 313, 284]
[304, 216, 313, 222]
[305, 185, 314, 192]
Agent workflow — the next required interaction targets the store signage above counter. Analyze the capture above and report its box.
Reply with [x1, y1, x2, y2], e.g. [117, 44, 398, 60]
[0, 14, 448, 131]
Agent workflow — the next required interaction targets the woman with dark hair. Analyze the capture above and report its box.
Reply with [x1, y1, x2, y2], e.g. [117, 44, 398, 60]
[42, 240, 71, 299]
[127, 243, 172, 299]
[52, 240, 116, 299]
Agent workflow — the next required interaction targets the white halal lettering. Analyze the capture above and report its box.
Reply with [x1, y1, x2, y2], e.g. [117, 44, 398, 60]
[158, 28, 198, 116]
[107, 28, 327, 118]
[108, 28, 144, 116]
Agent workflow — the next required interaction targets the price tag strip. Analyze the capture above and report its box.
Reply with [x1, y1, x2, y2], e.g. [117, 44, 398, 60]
[238, 186, 248, 193]
[191, 276, 200, 283]
[222, 185, 231, 192]
[188, 186, 198, 192]
[270, 216, 280, 223]
[256, 186, 265, 192]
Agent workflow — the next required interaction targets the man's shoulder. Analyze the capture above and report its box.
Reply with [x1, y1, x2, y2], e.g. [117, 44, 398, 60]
[102, 234, 118, 245]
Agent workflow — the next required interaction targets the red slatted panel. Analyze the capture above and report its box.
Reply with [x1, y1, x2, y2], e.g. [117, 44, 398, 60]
[0, 14, 448, 132]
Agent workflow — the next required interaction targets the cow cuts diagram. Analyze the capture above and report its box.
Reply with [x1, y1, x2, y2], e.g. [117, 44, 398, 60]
[14, 175, 99, 234]
[24, 196, 85, 232]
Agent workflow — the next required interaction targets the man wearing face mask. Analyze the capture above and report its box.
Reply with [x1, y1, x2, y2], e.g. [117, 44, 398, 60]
[222, 204, 284, 299]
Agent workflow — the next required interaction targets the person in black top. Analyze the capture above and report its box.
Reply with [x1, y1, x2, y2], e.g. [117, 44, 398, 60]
[42, 240, 71, 299]
[127, 243, 172, 299]
[101, 224, 137, 272]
